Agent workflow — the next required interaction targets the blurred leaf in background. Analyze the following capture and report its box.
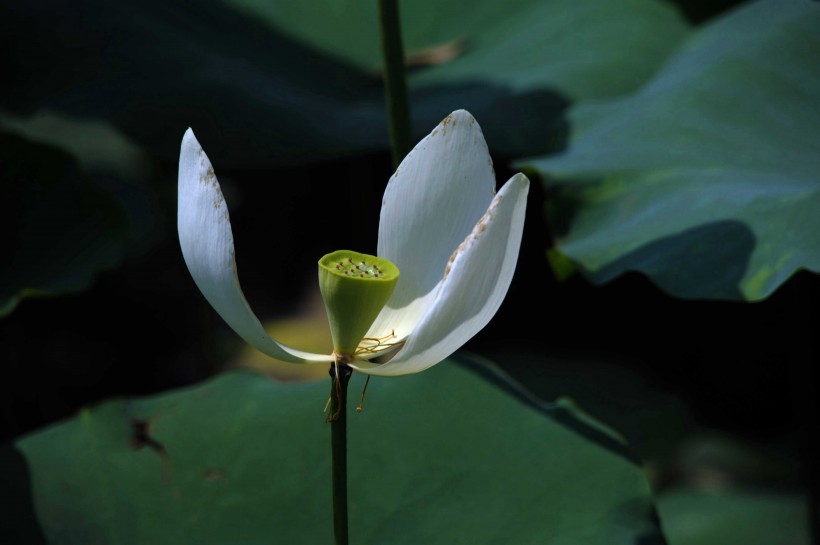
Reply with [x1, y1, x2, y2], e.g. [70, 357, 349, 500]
[656, 434, 808, 545]
[245, 0, 688, 100]
[0, 0, 690, 167]
[0, 131, 129, 315]
[233, 0, 691, 156]
[0, 0, 692, 318]
[524, 0, 820, 301]
[659, 489, 808, 545]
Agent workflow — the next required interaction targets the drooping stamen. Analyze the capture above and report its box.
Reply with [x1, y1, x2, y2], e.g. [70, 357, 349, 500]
[356, 375, 372, 414]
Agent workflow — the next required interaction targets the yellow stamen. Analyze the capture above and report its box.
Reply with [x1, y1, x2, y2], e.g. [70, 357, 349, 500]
[354, 329, 405, 355]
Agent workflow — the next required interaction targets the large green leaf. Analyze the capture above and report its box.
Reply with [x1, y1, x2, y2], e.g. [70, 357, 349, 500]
[8, 356, 664, 544]
[234, 0, 689, 100]
[0, 132, 128, 316]
[480, 350, 693, 461]
[0, 0, 688, 166]
[524, 0, 820, 301]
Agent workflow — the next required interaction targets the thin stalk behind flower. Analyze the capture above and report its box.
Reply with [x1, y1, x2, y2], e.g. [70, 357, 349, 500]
[378, 0, 412, 167]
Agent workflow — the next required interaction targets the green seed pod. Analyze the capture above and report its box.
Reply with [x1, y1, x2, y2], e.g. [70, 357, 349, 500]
[318, 250, 400, 356]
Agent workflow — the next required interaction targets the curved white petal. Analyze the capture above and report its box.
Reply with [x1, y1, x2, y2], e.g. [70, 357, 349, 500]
[178, 129, 331, 364]
[367, 110, 498, 342]
[351, 173, 529, 376]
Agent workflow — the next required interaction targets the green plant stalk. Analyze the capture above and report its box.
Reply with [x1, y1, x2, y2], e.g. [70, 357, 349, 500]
[330, 362, 353, 545]
[378, 0, 412, 167]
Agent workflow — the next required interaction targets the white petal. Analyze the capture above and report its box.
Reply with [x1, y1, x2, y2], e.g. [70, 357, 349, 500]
[178, 129, 331, 364]
[351, 173, 529, 376]
[367, 110, 498, 341]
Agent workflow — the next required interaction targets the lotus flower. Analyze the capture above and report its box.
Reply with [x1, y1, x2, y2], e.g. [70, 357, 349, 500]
[178, 110, 529, 376]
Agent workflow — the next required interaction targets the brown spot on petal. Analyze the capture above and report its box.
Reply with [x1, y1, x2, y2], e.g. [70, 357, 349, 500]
[442, 194, 503, 280]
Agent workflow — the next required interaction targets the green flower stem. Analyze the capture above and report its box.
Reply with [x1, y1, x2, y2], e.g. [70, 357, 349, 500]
[378, 0, 412, 167]
[329, 362, 353, 545]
